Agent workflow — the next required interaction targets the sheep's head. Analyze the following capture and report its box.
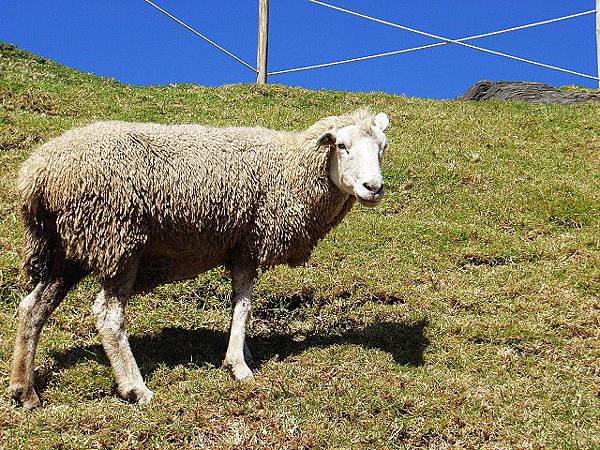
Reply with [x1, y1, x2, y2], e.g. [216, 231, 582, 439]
[317, 112, 389, 207]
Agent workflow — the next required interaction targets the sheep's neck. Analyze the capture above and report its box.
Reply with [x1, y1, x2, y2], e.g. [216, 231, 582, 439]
[296, 150, 355, 238]
[251, 141, 357, 268]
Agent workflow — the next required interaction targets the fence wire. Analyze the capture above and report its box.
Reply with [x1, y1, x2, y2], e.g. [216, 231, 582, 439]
[290, 0, 598, 81]
[142, 0, 257, 73]
[269, 8, 595, 76]
[140, 0, 598, 82]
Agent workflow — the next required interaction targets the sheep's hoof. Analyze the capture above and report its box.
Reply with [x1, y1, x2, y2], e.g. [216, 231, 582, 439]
[123, 385, 154, 405]
[224, 360, 254, 382]
[232, 363, 254, 382]
[10, 384, 41, 411]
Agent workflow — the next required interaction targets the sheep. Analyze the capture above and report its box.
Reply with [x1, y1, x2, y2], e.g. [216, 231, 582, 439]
[10, 108, 390, 409]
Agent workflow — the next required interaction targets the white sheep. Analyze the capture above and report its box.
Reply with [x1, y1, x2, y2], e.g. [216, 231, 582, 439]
[10, 109, 390, 408]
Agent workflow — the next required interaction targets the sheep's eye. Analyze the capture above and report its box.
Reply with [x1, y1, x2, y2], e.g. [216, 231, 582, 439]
[337, 143, 346, 150]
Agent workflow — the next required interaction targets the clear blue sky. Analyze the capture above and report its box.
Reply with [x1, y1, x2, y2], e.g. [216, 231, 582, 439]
[2, 1, 598, 99]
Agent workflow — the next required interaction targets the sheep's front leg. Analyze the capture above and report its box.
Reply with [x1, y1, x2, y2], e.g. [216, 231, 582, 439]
[224, 266, 256, 381]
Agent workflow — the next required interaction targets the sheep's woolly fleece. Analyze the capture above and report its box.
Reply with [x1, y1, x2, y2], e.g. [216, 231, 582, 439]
[18, 109, 379, 292]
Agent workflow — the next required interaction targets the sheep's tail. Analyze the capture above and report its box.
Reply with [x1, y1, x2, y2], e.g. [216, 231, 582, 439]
[18, 153, 55, 288]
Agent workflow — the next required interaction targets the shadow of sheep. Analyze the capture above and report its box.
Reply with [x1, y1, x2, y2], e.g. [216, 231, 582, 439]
[42, 319, 429, 396]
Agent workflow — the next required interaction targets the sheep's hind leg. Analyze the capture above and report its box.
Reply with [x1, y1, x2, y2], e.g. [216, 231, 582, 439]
[224, 266, 256, 381]
[93, 271, 153, 404]
[10, 272, 81, 410]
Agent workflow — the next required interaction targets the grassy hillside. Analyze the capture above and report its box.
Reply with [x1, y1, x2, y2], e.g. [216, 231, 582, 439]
[0, 43, 599, 449]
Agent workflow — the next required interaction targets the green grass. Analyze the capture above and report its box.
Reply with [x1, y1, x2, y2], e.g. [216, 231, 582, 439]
[1, 43, 599, 449]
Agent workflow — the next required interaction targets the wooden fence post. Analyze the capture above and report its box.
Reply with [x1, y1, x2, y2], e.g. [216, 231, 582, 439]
[256, 0, 269, 84]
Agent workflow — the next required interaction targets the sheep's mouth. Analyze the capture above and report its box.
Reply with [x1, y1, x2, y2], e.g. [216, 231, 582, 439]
[356, 193, 383, 207]
[354, 184, 384, 206]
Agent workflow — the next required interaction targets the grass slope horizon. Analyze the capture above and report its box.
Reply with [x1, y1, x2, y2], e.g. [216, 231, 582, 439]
[0, 43, 599, 449]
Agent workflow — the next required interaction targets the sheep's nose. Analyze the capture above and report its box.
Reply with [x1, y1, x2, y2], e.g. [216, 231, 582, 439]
[363, 180, 383, 193]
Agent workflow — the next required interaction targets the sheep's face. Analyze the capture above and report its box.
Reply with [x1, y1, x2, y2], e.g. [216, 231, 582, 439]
[318, 112, 389, 207]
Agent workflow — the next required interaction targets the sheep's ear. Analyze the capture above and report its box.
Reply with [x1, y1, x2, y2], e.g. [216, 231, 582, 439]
[374, 112, 389, 132]
[316, 132, 336, 148]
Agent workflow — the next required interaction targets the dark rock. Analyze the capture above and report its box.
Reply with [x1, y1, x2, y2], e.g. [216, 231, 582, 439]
[462, 80, 600, 104]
